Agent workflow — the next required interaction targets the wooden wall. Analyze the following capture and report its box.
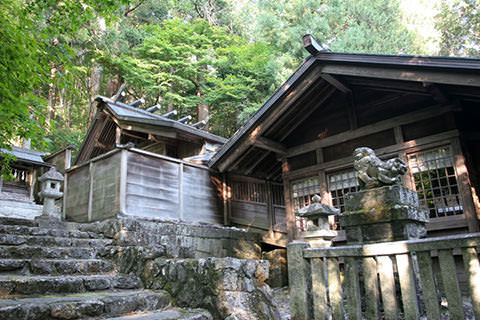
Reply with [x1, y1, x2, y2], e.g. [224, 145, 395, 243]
[65, 148, 223, 224]
[125, 150, 223, 224]
[228, 175, 287, 240]
[65, 150, 121, 222]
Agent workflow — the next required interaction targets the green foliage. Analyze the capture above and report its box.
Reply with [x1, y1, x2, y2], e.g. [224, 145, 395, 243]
[98, 18, 278, 137]
[255, 0, 416, 74]
[436, 0, 480, 57]
[0, 0, 129, 177]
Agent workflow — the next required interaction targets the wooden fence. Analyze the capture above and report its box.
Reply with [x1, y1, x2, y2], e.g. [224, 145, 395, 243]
[288, 233, 480, 320]
[64, 147, 223, 224]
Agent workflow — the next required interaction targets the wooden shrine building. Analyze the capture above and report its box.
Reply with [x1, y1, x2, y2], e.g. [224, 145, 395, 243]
[75, 95, 226, 165]
[64, 94, 228, 223]
[210, 35, 480, 244]
[0, 146, 52, 202]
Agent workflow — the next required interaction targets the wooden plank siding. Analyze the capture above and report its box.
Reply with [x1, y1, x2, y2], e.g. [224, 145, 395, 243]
[125, 152, 180, 220]
[64, 164, 90, 222]
[65, 148, 224, 224]
[182, 164, 223, 224]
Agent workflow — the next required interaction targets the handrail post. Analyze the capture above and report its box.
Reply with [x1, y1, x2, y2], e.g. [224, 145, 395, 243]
[287, 241, 312, 319]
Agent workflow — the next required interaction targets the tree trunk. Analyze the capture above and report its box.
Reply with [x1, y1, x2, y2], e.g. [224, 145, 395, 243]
[197, 91, 209, 128]
[88, 17, 106, 125]
[47, 64, 57, 126]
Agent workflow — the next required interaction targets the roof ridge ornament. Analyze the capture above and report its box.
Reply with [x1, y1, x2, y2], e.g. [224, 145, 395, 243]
[303, 34, 331, 55]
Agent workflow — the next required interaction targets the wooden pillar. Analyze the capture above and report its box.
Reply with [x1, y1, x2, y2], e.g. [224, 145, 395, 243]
[119, 149, 128, 215]
[29, 169, 36, 201]
[178, 162, 184, 220]
[63, 170, 68, 220]
[115, 126, 122, 145]
[266, 181, 275, 233]
[65, 148, 72, 170]
[282, 158, 296, 242]
[87, 161, 95, 222]
[452, 139, 479, 232]
[222, 173, 231, 226]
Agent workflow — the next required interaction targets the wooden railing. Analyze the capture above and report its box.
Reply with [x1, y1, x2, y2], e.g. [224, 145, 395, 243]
[288, 233, 480, 319]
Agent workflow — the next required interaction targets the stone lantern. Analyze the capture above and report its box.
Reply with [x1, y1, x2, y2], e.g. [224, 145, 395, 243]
[38, 167, 64, 220]
[295, 194, 340, 247]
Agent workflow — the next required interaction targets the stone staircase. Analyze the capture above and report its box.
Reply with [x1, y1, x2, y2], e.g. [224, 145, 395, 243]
[0, 217, 212, 320]
[0, 199, 43, 220]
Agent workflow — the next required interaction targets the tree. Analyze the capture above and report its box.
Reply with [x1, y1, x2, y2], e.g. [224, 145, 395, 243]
[0, 0, 129, 177]
[98, 18, 278, 137]
[436, 0, 480, 57]
[254, 0, 416, 75]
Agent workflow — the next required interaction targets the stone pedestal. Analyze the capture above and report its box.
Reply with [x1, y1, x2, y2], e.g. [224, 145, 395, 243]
[339, 185, 428, 244]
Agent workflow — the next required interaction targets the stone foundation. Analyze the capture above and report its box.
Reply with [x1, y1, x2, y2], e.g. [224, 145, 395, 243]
[142, 257, 280, 320]
[340, 185, 428, 243]
[78, 217, 262, 260]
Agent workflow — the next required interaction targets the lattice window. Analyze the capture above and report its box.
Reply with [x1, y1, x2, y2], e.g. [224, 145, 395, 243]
[328, 169, 359, 213]
[271, 183, 285, 206]
[231, 181, 266, 203]
[408, 146, 463, 218]
[291, 177, 320, 231]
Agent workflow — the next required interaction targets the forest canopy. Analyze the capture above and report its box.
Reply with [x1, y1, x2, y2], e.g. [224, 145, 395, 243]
[1, 0, 479, 168]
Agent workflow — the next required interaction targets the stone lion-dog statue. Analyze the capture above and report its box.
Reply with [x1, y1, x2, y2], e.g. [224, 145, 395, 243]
[353, 147, 407, 189]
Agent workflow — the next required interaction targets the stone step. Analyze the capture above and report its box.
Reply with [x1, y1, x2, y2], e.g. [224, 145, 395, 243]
[0, 224, 104, 239]
[0, 258, 115, 275]
[0, 200, 43, 220]
[0, 200, 43, 210]
[0, 274, 142, 298]
[0, 245, 97, 259]
[0, 289, 170, 320]
[0, 233, 114, 247]
[0, 217, 38, 227]
[104, 308, 213, 320]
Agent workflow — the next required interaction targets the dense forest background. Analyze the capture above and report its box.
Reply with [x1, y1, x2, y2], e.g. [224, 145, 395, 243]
[1, 0, 479, 160]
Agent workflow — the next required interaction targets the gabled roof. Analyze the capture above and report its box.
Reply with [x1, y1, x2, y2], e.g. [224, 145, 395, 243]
[1, 146, 52, 167]
[209, 50, 480, 179]
[96, 96, 227, 144]
[74, 96, 227, 165]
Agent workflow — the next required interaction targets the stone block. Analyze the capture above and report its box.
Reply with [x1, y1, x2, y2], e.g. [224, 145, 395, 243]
[345, 185, 419, 211]
[341, 185, 428, 244]
[262, 249, 288, 288]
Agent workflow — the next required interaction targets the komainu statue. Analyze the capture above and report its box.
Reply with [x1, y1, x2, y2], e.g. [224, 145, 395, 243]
[353, 147, 407, 189]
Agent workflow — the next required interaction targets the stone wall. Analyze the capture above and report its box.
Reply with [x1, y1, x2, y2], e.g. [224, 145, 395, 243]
[142, 257, 279, 320]
[80, 217, 262, 260]
[74, 217, 281, 319]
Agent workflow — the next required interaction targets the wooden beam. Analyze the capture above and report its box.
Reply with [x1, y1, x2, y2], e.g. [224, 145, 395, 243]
[254, 137, 287, 155]
[322, 64, 480, 87]
[279, 86, 336, 141]
[347, 92, 358, 130]
[287, 104, 455, 157]
[245, 151, 271, 175]
[267, 165, 282, 180]
[230, 147, 255, 171]
[346, 77, 429, 94]
[284, 129, 460, 180]
[321, 73, 351, 93]
[217, 65, 324, 172]
[423, 82, 450, 105]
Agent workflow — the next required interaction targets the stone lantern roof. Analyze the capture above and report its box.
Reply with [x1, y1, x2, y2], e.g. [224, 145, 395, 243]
[39, 168, 64, 182]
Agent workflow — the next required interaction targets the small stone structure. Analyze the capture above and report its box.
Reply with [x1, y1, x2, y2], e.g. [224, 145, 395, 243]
[37, 168, 64, 220]
[295, 194, 339, 247]
[340, 148, 428, 243]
